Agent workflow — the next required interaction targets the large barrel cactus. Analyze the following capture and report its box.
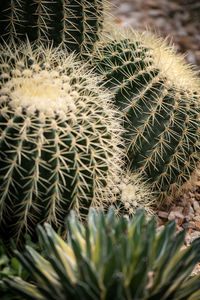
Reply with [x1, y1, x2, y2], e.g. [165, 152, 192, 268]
[0, 42, 123, 242]
[0, 0, 105, 54]
[91, 29, 200, 203]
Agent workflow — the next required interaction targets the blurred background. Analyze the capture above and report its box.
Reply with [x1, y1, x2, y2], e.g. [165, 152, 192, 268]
[110, 0, 200, 71]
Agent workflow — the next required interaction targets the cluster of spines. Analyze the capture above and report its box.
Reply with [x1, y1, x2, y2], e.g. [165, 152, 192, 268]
[0, 0, 106, 54]
[0, 42, 124, 242]
[91, 31, 200, 202]
[106, 171, 155, 217]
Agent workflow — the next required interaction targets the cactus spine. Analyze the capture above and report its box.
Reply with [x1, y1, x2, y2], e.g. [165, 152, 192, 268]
[106, 171, 155, 217]
[0, 42, 124, 242]
[0, 0, 105, 54]
[90, 29, 200, 203]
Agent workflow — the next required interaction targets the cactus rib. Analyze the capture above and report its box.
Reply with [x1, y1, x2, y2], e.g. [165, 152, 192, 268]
[0, 0, 106, 54]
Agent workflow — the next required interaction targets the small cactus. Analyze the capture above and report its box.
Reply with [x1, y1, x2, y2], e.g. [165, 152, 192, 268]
[0, 0, 106, 54]
[0, 42, 124, 243]
[90, 29, 200, 203]
[106, 171, 155, 217]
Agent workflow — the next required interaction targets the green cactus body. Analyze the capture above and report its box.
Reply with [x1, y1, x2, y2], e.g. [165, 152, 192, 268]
[0, 42, 123, 242]
[91, 30, 200, 202]
[0, 0, 105, 54]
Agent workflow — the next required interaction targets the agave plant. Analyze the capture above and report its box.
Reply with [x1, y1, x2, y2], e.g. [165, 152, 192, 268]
[0, 238, 29, 300]
[4, 208, 200, 300]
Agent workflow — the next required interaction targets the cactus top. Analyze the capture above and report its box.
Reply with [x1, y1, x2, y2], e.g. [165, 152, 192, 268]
[93, 28, 200, 92]
[2, 68, 78, 117]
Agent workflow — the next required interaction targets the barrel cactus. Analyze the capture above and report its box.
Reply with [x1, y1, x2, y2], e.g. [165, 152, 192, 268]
[0, 0, 106, 54]
[90, 29, 200, 203]
[4, 208, 200, 299]
[0, 41, 124, 243]
[106, 171, 155, 217]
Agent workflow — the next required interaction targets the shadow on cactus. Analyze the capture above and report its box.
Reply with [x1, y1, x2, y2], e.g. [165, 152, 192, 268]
[90, 28, 200, 203]
[0, 41, 124, 244]
[4, 208, 200, 299]
[0, 0, 108, 55]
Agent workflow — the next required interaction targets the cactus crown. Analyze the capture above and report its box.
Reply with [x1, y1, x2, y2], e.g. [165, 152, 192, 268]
[91, 28, 200, 202]
[0, 42, 124, 242]
[0, 0, 107, 54]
